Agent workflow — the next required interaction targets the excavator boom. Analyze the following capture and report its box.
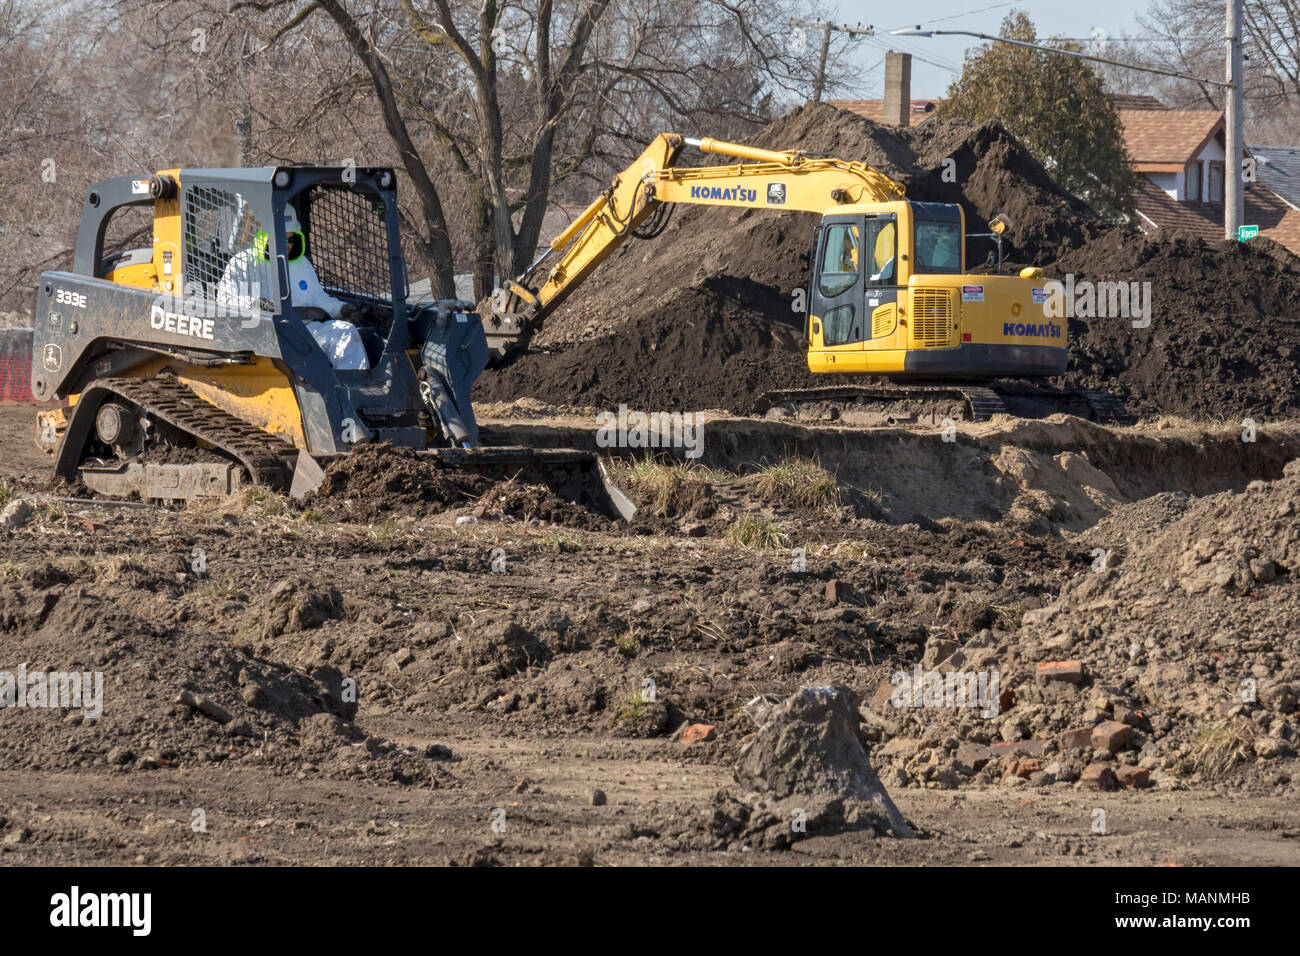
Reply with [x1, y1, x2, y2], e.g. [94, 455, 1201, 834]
[483, 133, 905, 356]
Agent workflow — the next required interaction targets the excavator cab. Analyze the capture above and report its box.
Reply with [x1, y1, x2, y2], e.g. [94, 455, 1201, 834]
[804, 200, 1065, 378]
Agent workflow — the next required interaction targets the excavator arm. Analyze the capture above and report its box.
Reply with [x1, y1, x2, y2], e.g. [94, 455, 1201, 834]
[482, 133, 906, 358]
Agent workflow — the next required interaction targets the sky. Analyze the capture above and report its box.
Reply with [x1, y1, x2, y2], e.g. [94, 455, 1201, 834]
[825, 0, 1154, 99]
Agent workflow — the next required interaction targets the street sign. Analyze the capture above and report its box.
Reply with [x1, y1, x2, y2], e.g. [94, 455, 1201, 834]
[1238, 224, 1259, 241]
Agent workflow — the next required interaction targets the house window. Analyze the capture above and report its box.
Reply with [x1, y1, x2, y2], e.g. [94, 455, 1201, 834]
[1209, 162, 1225, 202]
[1185, 162, 1202, 201]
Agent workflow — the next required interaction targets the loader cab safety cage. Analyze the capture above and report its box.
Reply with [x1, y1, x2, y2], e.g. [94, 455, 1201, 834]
[69, 166, 406, 318]
[35, 165, 412, 405]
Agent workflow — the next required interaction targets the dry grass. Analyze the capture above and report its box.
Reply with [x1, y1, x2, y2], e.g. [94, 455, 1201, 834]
[614, 626, 642, 658]
[727, 515, 789, 550]
[746, 457, 841, 511]
[608, 456, 729, 518]
[1190, 717, 1259, 779]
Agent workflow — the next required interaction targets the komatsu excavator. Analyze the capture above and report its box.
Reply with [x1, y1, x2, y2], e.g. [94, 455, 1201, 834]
[485, 134, 1127, 423]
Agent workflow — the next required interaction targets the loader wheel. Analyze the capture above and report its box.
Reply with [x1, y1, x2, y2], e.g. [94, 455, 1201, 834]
[94, 402, 138, 448]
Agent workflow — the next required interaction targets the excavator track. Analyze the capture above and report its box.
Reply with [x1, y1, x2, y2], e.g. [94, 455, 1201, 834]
[56, 375, 298, 501]
[756, 383, 1007, 423]
[755, 382, 1131, 426]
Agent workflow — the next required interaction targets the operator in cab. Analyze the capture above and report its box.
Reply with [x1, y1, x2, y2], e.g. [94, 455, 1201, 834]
[217, 205, 370, 370]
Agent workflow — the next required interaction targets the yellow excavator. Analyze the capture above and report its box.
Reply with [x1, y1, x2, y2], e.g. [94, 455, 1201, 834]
[486, 134, 1126, 423]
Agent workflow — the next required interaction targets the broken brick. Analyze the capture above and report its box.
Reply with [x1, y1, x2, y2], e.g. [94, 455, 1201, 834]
[824, 579, 849, 603]
[1004, 757, 1041, 780]
[869, 681, 897, 710]
[681, 723, 716, 745]
[1036, 660, 1085, 684]
[998, 687, 1016, 714]
[1115, 766, 1151, 789]
[1080, 763, 1119, 791]
[955, 743, 992, 774]
[990, 739, 1045, 758]
[1091, 720, 1135, 753]
[1060, 727, 1093, 750]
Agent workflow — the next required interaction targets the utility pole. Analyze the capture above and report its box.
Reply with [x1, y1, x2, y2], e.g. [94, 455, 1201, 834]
[1225, 0, 1244, 240]
[789, 20, 874, 101]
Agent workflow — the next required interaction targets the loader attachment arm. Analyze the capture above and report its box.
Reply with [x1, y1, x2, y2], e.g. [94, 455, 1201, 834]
[483, 133, 906, 359]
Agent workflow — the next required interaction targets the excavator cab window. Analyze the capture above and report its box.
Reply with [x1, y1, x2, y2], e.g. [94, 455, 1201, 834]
[818, 223, 860, 299]
[866, 218, 896, 285]
[914, 218, 962, 275]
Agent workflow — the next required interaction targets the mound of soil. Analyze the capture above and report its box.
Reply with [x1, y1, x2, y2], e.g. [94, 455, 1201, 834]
[861, 460, 1300, 791]
[307, 444, 488, 520]
[1054, 229, 1300, 419]
[474, 478, 609, 530]
[307, 444, 618, 527]
[0, 562, 438, 784]
[477, 281, 815, 414]
[750, 103, 1099, 265]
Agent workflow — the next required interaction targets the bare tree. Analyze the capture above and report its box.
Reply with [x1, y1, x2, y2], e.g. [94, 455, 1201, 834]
[217, 0, 840, 300]
[1, 0, 855, 309]
[1099, 0, 1300, 143]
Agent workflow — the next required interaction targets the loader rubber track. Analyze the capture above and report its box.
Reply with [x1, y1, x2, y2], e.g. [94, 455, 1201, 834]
[55, 374, 297, 489]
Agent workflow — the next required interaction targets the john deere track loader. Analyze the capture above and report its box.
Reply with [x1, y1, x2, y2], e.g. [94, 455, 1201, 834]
[30, 166, 629, 513]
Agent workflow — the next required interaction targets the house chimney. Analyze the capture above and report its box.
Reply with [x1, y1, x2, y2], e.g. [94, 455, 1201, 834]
[883, 52, 911, 126]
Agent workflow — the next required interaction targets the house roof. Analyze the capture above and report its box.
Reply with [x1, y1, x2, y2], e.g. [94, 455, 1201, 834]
[1119, 109, 1224, 165]
[1132, 176, 1300, 252]
[828, 99, 942, 127]
[1249, 146, 1300, 210]
[1110, 93, 1167, 111]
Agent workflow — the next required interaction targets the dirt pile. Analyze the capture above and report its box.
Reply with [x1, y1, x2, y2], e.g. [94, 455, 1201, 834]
[861, 460, 1300, 792]
[1055, 229, 1300, 420]
[0, 562, 440, 784]
[307, 444, 488, 520]
[748, 104, 1099, 264]
[307, 444, 616, 528]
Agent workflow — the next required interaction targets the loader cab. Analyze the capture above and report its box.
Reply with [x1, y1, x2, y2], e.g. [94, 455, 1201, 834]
[69, 165, 411, 372]
[271, 167, 408, 370]
[806, 201, 965, 374]
[180, 166, 409, 372]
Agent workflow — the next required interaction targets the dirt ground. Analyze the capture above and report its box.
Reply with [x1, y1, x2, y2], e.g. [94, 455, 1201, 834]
[2, 402, 1299, 866]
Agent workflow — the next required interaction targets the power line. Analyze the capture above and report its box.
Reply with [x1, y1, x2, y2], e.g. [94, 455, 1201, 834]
[881, 1, 1016, 35]
[862, 35, 960, 73]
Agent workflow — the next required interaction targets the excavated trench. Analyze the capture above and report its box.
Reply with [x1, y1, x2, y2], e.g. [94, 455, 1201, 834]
[481, 415, 1299, 533]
